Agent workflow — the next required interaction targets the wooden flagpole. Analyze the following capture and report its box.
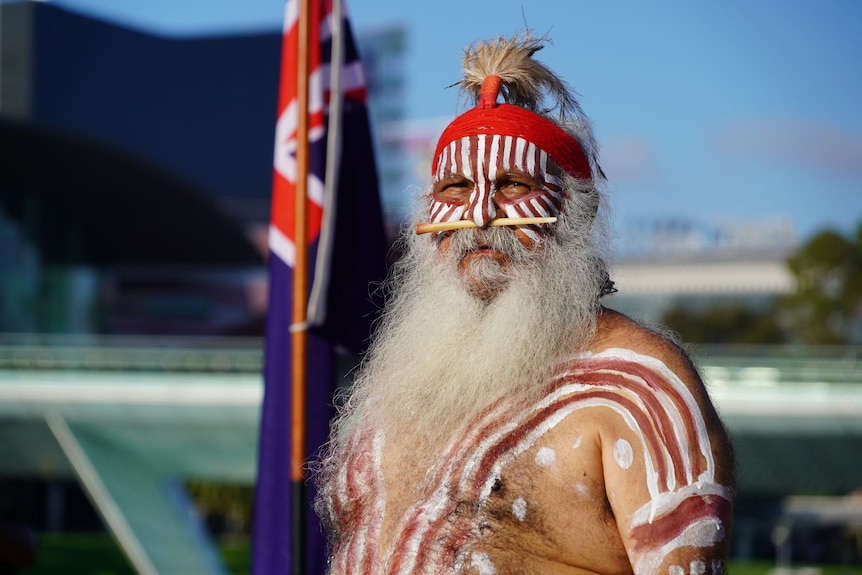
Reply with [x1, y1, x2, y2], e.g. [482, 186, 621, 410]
[291, 0, 312, 571]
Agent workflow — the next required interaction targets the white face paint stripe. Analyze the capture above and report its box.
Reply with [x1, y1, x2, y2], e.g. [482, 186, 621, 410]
[515, 203, 532, 219]
[459, 136, 471, 179]
[430, 203, 465, 224]
[429, 201, 446, 222]
[468, 134, 488, 225]
[525, 142, 537, 175]
[488, 135, 501, 199]
[438, 149, 444, 181]
[436, 144, 444, 181]
[503, 135, 514, 167]
[515, 138, 527, 170]
[428, 134, 566, 235]
[489, 134, 501, 169]
[529, 197, 552, 218]
[448, 141, 457, 176]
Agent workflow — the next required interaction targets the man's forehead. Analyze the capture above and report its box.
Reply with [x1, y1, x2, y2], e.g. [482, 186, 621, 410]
[434, 134, 551, 180]
[437, 166, 538, 181]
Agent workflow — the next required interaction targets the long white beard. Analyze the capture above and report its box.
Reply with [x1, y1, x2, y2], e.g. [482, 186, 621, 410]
[326, 189, 611, 458]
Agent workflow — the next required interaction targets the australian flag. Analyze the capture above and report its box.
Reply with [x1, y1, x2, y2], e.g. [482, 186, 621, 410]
[252, 0, 388, 573]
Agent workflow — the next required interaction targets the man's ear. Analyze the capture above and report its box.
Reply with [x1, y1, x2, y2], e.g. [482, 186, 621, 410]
[586, 189, 599, 222]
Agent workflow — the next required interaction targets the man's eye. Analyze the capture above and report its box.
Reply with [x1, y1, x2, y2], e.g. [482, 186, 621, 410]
[433, 180, 472, 199]
[498, 181, 532, 194]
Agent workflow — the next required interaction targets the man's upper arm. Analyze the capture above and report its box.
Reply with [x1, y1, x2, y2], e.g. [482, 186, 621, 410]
[595, 345, 735, 575]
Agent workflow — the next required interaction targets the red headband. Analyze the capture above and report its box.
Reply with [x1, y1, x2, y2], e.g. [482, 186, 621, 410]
[432, 76, 592, 181]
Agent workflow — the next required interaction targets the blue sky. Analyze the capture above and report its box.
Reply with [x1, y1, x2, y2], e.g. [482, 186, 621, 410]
[20, 0, 862, 245]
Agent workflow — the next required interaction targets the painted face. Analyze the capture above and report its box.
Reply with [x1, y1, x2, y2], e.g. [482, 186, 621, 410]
[430, 134, 565, 242]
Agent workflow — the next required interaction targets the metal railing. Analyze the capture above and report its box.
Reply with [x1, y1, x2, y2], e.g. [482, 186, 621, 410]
[0, 334, 264, 373]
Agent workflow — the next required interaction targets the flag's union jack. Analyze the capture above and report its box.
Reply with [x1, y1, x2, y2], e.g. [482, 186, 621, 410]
[270, 0, 370, 268]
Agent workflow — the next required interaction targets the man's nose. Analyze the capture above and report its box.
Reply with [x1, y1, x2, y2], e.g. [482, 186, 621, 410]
[465, 177, 498, 228]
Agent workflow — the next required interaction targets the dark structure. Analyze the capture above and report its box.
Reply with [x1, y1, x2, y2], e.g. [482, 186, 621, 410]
[0, 1, 284, 335]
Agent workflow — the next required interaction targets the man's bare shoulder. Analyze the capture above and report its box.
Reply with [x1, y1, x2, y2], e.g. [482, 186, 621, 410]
[585, 305, 735, 490]
[575, 307, 736, 574]
[588, 307, 700, 388]
[585, 306, 731, 459]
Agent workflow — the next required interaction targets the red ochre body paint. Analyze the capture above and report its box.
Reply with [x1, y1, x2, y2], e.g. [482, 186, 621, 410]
[325, 348, 731, 574]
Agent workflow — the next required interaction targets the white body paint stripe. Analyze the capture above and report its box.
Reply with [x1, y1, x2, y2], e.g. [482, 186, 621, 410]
[331, 349, 730, 574]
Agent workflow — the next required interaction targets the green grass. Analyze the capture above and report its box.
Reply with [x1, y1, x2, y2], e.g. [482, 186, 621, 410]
[24, 533, 862, 575]
[219, 540, 251, 575]
[28, 533, 136, 575]
[727, 562, 862, 575]
[27, 533, 250, 575]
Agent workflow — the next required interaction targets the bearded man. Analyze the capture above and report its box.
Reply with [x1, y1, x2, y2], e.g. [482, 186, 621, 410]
[315, 34, 735, 575]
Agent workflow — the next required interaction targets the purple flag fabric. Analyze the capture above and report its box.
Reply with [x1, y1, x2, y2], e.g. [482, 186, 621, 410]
[251, 0, 387, 573]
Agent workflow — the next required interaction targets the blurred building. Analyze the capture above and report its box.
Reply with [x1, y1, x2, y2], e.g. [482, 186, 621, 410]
[357, 25, 409, 232]
[1, 2, 861, 572]
[608, 215, 798, 325]
[0, 1, 405, 336]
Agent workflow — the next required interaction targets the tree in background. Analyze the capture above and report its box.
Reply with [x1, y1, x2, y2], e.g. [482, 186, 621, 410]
[778, 224, 862, 345]
[661, 223, 862, 346]
[186, 481, 254, 541]
[661, 302, 785, 345]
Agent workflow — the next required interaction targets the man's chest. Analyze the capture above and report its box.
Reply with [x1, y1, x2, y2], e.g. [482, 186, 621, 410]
[328, 403, 628, 575]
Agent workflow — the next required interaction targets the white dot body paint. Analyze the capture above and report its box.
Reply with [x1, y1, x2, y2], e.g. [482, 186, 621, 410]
[471, 551, 497, 575]
[669, 565, 685, 575]
[535, 447, 556, 467]
[574, 481, 588, 495]
[512, 497, 528, 521]
[614, 438, 634, 470]
[690, 560, 706, 575]
[573, 435, 583, 449]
